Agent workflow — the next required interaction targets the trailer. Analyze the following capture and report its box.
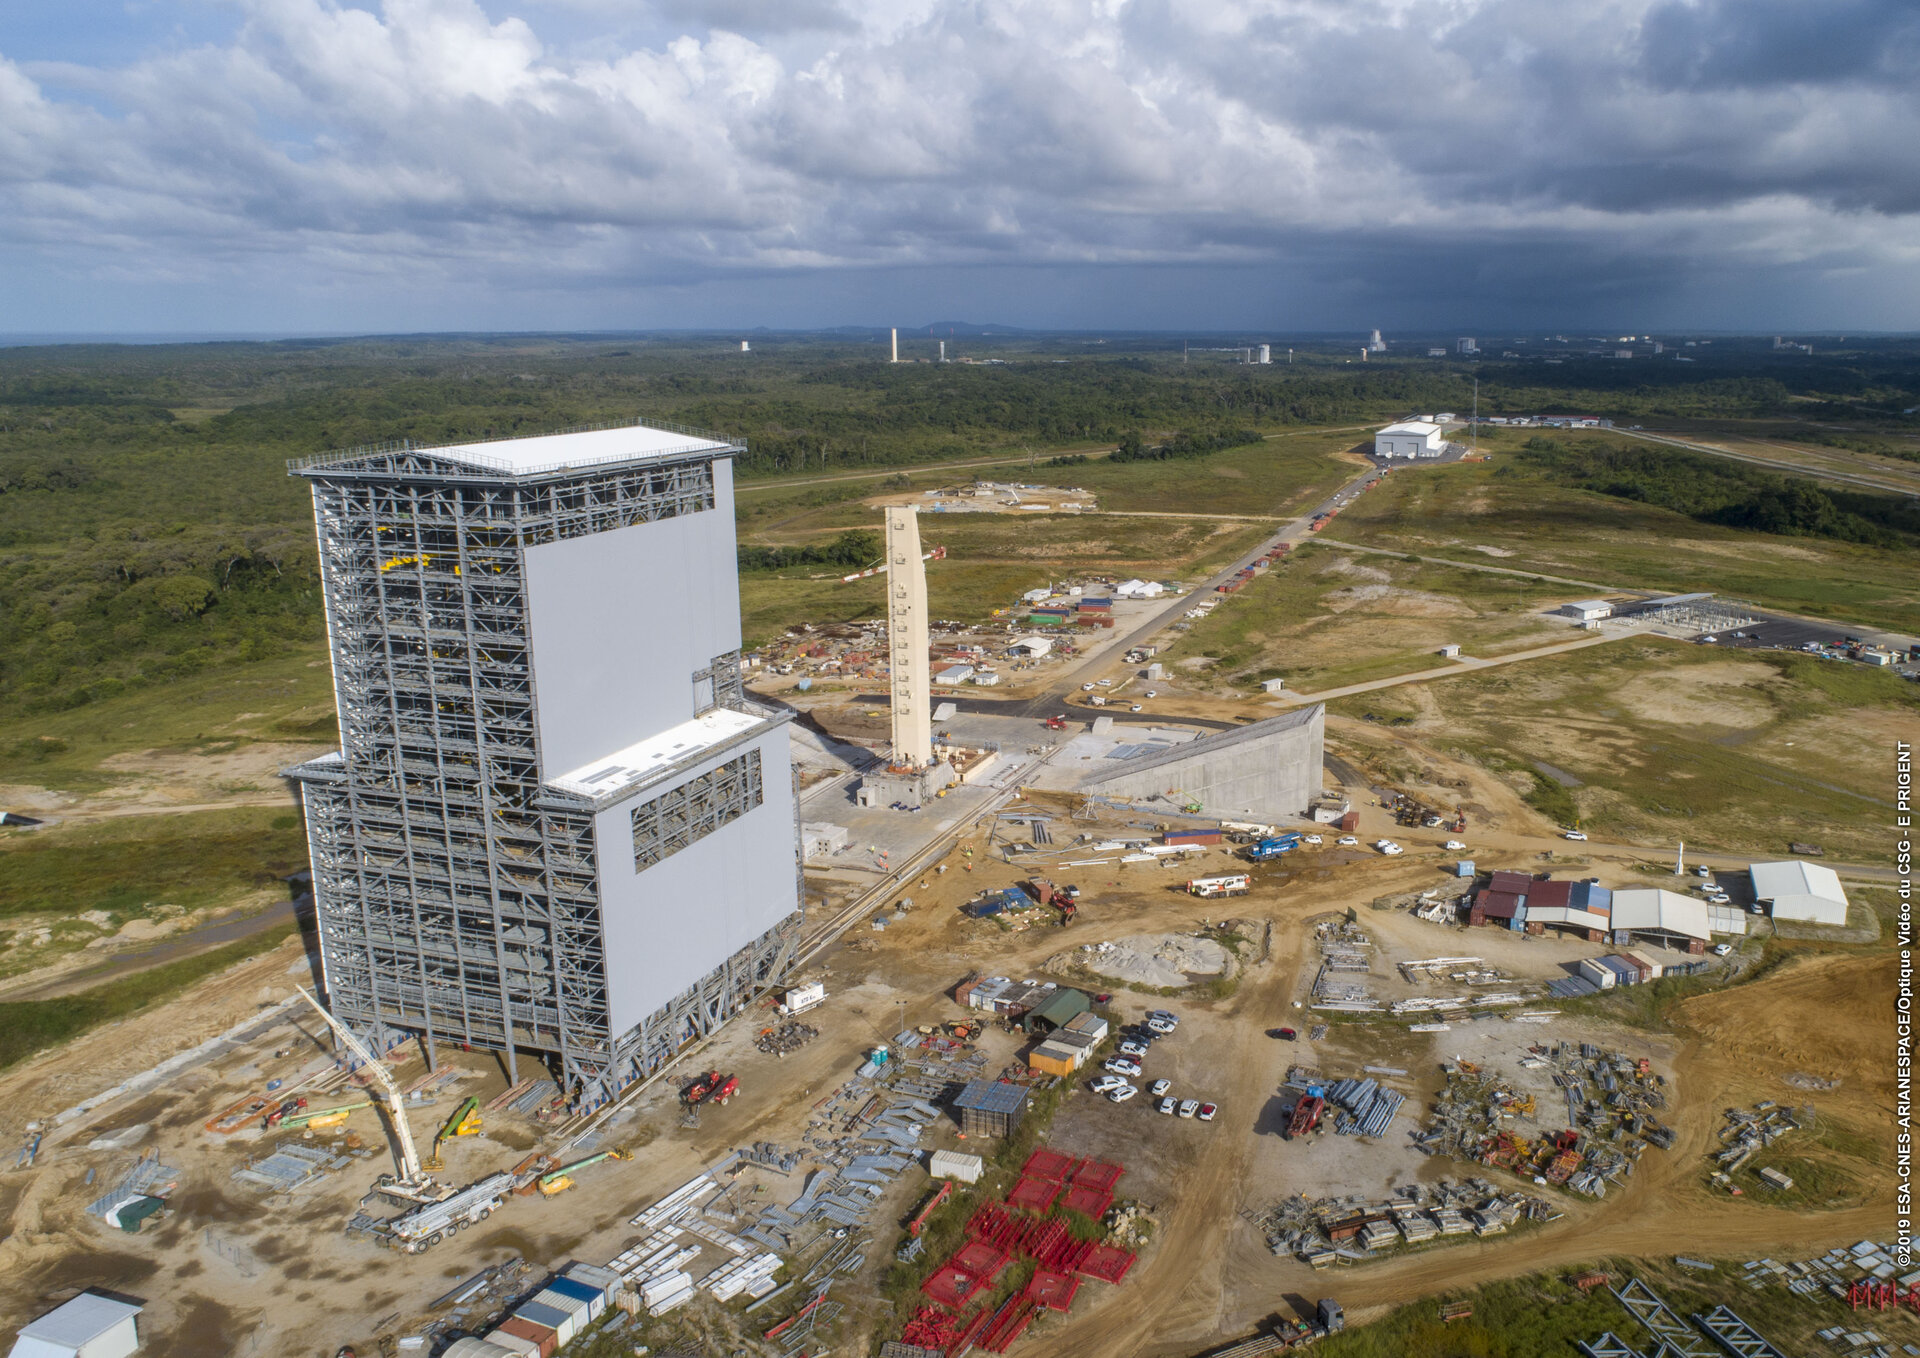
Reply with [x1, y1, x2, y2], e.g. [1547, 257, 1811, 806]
[777, 982, 826, 1017]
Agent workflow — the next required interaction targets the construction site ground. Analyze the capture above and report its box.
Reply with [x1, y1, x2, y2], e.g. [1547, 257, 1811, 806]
[0, 769, 1894, 1357]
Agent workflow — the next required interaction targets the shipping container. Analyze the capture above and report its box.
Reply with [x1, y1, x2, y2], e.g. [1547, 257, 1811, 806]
[564, 1263, 624, 1305]
[1577, 958, 1616, 989]
[515, 1300, 576, 1349]
[489, 1317, 555, 1358]
[1164, 829, 1224, 846]
[542, 1275, 605, 1321]
[929, 1149, 985, 1184]
[444, 1341, 521, 1358]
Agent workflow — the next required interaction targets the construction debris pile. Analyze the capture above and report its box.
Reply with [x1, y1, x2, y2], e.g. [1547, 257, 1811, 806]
[1281, 1066, 1407, 1139]
[1709, 1101, 1809, 1192]
[755, 1022, 821, 1057]
[1413, 1044, 1673, 1197]
[1310, 924, 1534, 1018]
[1251, 1177, 1557, 1265]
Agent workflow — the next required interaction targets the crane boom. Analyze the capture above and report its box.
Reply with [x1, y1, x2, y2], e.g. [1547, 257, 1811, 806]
[295, 986, 426, 1187]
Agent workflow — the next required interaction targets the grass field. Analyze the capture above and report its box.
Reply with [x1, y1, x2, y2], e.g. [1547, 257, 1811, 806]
[1151, 542, 1575, 692]
[1329, 637, 1915, 861]
[0, 922, 298, 1070]
[1315, 1254, 1870, 1358]
[1328, 432, 1920, 633]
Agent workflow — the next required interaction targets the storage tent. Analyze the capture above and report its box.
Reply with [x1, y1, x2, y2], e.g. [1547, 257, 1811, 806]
[1749, 860, 1849, 926]
[8, 1295, 141, 1358]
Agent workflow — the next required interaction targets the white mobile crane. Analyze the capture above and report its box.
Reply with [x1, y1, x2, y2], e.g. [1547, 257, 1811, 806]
[295, 986, 438, 1204]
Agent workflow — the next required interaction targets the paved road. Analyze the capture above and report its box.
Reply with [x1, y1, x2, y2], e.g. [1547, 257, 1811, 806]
[1633, 428, 1919, 498]
[1270, 632, 1625, 704]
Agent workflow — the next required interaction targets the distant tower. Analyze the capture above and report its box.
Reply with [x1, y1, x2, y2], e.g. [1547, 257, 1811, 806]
[740, 339, 750, 352]
[1360, 348, 1367, 361]
[1457, 337, 1478, 355]
[939, 340, 946, 362]
[891, 328, 899, 363]
[884, 506, 932, 768]
[1258, 344, 1271, 364]
[1368, 329, 1386, 353]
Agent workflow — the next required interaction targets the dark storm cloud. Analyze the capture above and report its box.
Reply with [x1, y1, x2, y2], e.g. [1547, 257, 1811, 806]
[0, 0, 1914, 330]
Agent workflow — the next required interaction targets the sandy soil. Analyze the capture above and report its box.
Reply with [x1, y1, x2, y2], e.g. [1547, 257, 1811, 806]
[1612, 660, 1780, 729]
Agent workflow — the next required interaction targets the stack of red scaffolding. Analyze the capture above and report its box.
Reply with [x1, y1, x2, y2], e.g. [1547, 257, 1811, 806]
[904, 1150, 1140, 1354]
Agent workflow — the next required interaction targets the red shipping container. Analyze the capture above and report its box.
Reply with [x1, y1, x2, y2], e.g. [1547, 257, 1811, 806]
[492, 1317, 557, 1358]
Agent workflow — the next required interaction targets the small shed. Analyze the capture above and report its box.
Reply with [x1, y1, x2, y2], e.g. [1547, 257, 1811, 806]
[1022, 987, 1091, 1034]
[9, 1294, 142, 1358]
[1261, 677, 1287, 694]
[929, 1149, 984, 1184]
[1028, 1040, 1083, 1078]
[1559, 600, 1613, 621]
[952, 1080, 1029, 1138]
[1060, 1010, 1110, 1045]
[1438, 644, 1462, 659]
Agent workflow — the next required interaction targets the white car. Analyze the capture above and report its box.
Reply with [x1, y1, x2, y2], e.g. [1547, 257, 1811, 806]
[1108, 1084, 1139, 1103]
[1713, 943, 1733, 957]
[1375, 840, 1403, 856]
[1118, 1040, 1149, 1058]
[1146, 1018, 1176, 1036]
[1563, 830, 1588, 841]
[1150, 1079, 1172, 1097]
[1081, 682, 1095, 691]
[1444, 840, 1467, 851]
[1104, 1057, 1142, 1078]
[1090, 1075, 1126, 1095]
[1158, 1097, 1179, 1116]
[1336, 835, 1359, 847]
[1695, 865, 1711, 878]
[1146, 1009, 1178, 1026]
[1096, 678, 1113, 687]
[1707, 893, 1731, 905]
[1178, 1099, 1200, 1119]
[1303, 834, 1322, 845]
[1130, 704, 1143, 712]
[1144, 690, 1158, 698]
[1197, 1102, 1218, 1122]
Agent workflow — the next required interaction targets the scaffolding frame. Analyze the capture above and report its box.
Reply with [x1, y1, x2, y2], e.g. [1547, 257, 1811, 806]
[1689, 1307, 1786, 1358]
[290, 439, 799, 1110]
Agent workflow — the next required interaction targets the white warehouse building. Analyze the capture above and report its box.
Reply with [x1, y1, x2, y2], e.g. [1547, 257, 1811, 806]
[1750, 860, 1850, 926]
[1373, 421, 1446, 458]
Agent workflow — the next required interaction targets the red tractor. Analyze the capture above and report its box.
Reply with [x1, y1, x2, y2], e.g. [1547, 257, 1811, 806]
[1043, 715, 1068, 730]
[681, 1070, 725, 1105]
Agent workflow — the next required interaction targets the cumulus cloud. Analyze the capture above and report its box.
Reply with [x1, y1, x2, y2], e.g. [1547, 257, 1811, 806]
[2, 0, 1917, 327]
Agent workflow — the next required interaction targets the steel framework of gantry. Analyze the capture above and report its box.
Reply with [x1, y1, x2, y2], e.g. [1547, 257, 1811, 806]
[289, 430, 799, 1109]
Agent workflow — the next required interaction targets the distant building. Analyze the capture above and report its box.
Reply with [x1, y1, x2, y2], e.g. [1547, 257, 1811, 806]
[1373, 421, 1446, 458]
[1456, 337, 1478, 355]
[1609, 888, 1711, 953]
[1558, 600, 1613, 621]
[1427, 347, 1448, 357]
[953, 1079, 1029, 1138]
[8, 1293, 141, 1358]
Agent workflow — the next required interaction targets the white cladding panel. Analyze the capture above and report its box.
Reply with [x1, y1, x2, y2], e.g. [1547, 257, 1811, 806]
[524, 461, 742, 778]
[596, 723, 798, 1035]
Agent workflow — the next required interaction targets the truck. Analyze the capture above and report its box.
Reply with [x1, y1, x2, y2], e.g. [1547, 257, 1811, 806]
[1187, 874, 1250, 898]
[1246, 835, 1302, 862]
[379, 1171, 516, 1254]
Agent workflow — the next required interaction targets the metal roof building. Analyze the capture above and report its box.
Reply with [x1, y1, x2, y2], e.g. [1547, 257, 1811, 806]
[953, 1079, 1030, 1138]
[284, 420, 804, 1112]
[1609, 888, 1711, 950]
[9, 1294, 141, 1358]
[1750, 860, 1849, 926]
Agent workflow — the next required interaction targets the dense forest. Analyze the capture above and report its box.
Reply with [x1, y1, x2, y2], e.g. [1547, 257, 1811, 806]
[0, 332, 1916, 714]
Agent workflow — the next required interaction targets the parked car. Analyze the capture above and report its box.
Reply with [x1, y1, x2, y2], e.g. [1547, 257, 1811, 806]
[1147, 1009, 1178, 1026]
[1090, 1075, 1126, 1095]
[1118, 1040, 1149, 1058]
[1695, 865, 1711, 878]
[1271, 1027, 1297, 1040]
[1096, 678, 1113, 686]
[1150, 1079, 1172, 1097]
[1563, 830, 1589, 841]
[1157, 1097, 1179, 1116]
[1130, 704, 1143, 712]
[1197, 1103, 1218, 1122]
[1375, 840, 1403, 856]
[1178, 1100, 1200, 1119]
[1302, 834, 1322, 845]
[1108, 1084, 1139, 1103]
[1105, 1057, 1142, 1078]
[1144, 690, 1158, 698]
[1081, 682, 1095, 690]
[1336, 836, 1359, 846]
[1713, 943, 1734, 957]
[1444, 840, 1467, 851]
[1146, 1018, 1176, 1035]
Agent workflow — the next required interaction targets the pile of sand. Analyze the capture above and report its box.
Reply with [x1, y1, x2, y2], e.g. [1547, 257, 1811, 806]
[1058, 933, 1234, 989]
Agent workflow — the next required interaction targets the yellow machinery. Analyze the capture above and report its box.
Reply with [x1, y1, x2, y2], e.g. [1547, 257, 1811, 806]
[424, 1096, 483, 1170]
[537, 1147, 629, 1196]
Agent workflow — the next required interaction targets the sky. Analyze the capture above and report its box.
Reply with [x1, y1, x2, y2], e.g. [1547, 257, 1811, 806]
[2, 0, 1918, 335]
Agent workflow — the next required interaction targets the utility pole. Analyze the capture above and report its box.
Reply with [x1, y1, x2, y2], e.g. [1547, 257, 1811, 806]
[1472, 376, 1479, 452]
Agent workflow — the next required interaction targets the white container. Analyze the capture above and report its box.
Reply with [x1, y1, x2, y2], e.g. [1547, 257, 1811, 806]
[930, 1149, 985, 1184]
